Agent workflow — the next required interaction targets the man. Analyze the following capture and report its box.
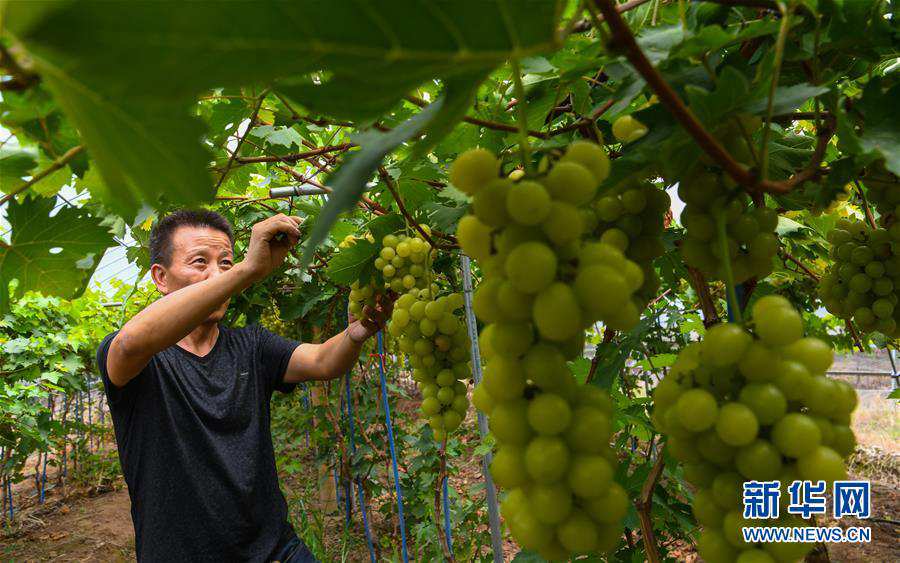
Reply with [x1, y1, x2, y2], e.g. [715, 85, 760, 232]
[96, 209, 391, 562]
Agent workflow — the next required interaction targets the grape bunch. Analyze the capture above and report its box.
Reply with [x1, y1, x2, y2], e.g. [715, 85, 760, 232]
[452, 143, 632, 559]
[652, 296, 858, 563]
[348, 279, 381, 321]
[819, 218, 900, 337]
[591, 181, 669, 304]
[388, 288, 471, 441]
[375, 231, 436, 294]
[679, 172, 779, 283]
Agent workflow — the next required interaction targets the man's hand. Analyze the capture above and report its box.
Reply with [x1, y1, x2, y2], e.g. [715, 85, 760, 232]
[347, 292, 395, 343]
[241, 214, 302, 283]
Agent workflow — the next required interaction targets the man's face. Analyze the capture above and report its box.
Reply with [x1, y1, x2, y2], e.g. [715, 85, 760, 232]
[152, 226, 234, 323]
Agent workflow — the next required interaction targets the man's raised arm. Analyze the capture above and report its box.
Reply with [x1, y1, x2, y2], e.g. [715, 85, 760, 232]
[105, 214, 301, 387]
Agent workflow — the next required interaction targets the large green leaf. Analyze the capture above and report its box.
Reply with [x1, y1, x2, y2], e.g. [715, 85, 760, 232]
[0, 195, 113, 313]
[302, 101, 442, 269]
[326, 240, 377, 285]
[4, 0, 561, 217]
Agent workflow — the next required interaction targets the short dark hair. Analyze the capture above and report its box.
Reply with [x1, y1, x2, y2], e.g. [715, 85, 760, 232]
[149, 208, 234, 267]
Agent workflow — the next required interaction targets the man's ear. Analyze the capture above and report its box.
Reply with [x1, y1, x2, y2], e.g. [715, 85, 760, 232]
[150, 264, 170, 295]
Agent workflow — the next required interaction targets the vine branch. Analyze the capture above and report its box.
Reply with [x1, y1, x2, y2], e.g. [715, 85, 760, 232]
[214, 89, 268, 192]
[234, 143, 354, 164]
[589, 0, 829, 195]
[377, 166, 457, 249]
[0, 145, 84, 206]
[635, 448, 665, 563]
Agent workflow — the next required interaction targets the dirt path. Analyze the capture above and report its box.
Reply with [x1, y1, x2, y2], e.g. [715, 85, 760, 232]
[1, 487, 134, 562]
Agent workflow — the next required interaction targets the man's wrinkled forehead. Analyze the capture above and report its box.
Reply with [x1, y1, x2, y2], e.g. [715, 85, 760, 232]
[170, 226, 233, 257]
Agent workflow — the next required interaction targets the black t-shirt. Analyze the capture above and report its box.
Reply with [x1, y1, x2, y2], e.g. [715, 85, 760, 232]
[96, 324, 301, 562]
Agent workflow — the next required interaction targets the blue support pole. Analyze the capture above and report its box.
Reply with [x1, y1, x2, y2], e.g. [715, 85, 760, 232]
[6, 476, 12, 521]
[442, 476, 453, 554]
[301, 383, 311, 449]
[376, 331, 409, 563]
[728, 284, 745, 322]
[39, 395, 53, 504]
[345, 373, 376, 563]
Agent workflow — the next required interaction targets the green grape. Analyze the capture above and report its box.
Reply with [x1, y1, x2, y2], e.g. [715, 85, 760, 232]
[722, 510, 752, 548]
[753, 302, 802, 346]
[738, 383, 787, 425]
[532, 283, 583, 341]
[565, 407, 610, 454]
[560, 140, 610, 184]
[692, 488, 725, 527]
[595, 196, 623, 222]
[443, 410, 462, 431]
[450, 148, 499, 195]
[509, 509, 553, 551]
[541, 201, 583, 246]
[497, 281, 535, 321]
[781, 337, 833, 375]
[567, 455, 613, 498]
[600, 228, 629, 252]
[557, 511, 599, 553]
[831, 425, 857, 457]
[528, 482, 573, 525]
[797, 446, 847, 482]
[523, 343, 568, 389]
[483, 357, 526, 400]
[675, 389, 719, 432]
[473, 178, 513, 227]
[525, 436, 570, 483]
[772, 413, 822, 458]
[505, 241, 558, 294]
[804, 376, 839, 415]
[585, 483, 628, 524]
[738, 341, 778, 381]
[697, 430, 736, 465]
[703, 324, 751, 367]
[696, 529, 737, 563]
[621, 189, 647, 213]
[421, 397, 441, 416]
[684, 461, 718, 488]
[715, 403, 759, 447]
[574, 265, 631, 318]
[527, 393, 572, 435]
[490, 322, 533, 358]
[735, 439, 782, 480]
[506, 180, 551, 226]
[472, 278, 504, 323]
[490, 446, 528, 488]
[774, 359, 813, 401]
[736, 549, 776, 563]
[456, 215, 493, 260]
[545, 160, 598, 205]
[489, 401, 533, 445]
[681, 209, 716, 241]
[472, 384, 494, 414]
[611, 114, 648, 143]
[712, 472, 743, 509]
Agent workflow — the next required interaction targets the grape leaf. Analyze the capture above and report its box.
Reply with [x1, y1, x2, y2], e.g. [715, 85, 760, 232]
[4, 0, 560, 217]
[301, 101, 443, 270]
[0, 149, 37, 191]
[326, 240, 377, 285]
[0, 195, 113, 313]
